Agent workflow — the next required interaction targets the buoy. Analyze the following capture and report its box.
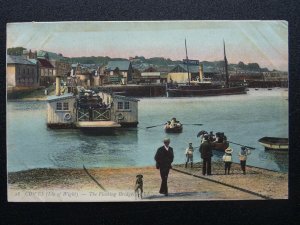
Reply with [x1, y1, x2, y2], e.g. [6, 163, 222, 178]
[64, 113, 72, 121]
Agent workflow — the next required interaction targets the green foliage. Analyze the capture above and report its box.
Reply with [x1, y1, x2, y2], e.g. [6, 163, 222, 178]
[7, 47, 26, 56]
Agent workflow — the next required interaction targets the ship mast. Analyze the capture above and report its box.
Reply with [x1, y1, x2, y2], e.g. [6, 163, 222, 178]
[185, 38, 191, 85]
[223, 40, 229, 88]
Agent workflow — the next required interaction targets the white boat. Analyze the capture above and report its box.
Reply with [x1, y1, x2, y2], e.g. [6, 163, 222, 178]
[258, 137, 288, 150]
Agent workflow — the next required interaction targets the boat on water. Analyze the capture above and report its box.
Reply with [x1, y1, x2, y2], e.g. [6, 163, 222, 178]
[258, 137, 288, 150]
[164, 118, 183, 133]
[197, 131, 229, 151]
[166, 40, 247, 97]
[165, 125, 183, 133]
[167, 85, 246, 97]
[211, 141, 229, 151]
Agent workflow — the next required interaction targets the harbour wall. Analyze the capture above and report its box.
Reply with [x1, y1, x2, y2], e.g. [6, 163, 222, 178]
[96, 85, 166, 97]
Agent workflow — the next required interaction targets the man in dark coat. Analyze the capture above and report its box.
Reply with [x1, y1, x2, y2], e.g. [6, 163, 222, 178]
[199, 134, 213, 175]
[154, 138, 174, 196]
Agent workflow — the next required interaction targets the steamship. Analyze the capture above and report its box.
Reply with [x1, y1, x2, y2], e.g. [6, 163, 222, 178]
[166, 40, 247, 97]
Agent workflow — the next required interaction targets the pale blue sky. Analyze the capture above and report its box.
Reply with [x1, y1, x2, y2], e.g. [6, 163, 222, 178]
[7, 21, 288, 71]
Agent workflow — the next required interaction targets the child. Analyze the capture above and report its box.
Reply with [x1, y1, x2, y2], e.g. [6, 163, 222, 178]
[185, 143, 194, 168]
[239, 146, 251, 175]
[223, 147, 233, 175]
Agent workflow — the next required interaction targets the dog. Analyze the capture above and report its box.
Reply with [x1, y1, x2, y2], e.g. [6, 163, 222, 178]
[134, 174, 143, 199]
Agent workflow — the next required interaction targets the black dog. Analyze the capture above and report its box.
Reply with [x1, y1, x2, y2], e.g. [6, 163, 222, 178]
[135, 174, 143, 199]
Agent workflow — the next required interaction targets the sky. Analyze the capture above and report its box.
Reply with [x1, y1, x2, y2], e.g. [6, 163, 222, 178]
[7, 21, 288, 71]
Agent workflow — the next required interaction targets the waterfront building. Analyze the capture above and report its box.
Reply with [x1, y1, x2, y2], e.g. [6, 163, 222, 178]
[105, 60, 134, 84]
[6, 55, 39, 88]
[140, 72, 161, 84]
[37, 58, 55, 86]
[37, 50, 71, 82]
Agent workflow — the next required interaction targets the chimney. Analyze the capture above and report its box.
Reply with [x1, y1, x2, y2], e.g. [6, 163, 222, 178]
[56, 75, 61, 96]
[199, 64, 204, 82]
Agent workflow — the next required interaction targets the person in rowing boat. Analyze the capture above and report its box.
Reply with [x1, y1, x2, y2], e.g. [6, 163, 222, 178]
[185, 143, 194, 168]
[209, 131, 216, 143]
[165, 121, 171, 129]
[170, 118, 181, 128]
[170, 118, 177, 128]
[239, 146, 251, 175]
[197, 130, 208, 144]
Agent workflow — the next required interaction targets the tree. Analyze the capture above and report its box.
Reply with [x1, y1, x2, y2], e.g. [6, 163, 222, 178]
[7, 47, 26, 56]
[237, 61, 246, 69]
[247, 63, 260, 71]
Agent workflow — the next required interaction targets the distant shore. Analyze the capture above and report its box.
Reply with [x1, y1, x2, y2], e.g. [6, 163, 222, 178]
[7, 162, 288, 202]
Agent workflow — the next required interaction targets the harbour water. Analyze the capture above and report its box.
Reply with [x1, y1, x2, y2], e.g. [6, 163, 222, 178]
[7, 88, 288, 172]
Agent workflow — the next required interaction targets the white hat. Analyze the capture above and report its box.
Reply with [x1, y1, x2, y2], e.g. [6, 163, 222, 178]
[225, 147, 233, 153]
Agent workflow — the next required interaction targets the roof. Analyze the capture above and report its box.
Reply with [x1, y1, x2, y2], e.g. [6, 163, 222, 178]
[106, 60, 131, 71]
[37, 50, 64, 61]
[37, 58, 54, 68]
[171, 64, 200, 73]
[170, 64, 218, 73]
[113, 94, 139, 102]
[47, 93, 75, 102]
[28, 59, 38, 64]
[7, 55, 35, 65]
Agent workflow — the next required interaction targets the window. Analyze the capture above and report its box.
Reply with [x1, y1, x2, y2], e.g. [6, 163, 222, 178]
[63, 102, 69, 110]
[56, 102, 69, 111]
[56, 102, 62, 110]
[124, 101, 130, 109]
[117, 102, 123, 110]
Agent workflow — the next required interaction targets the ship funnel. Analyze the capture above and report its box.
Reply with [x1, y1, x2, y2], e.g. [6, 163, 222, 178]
[199, 64, 204, 82]
[56, 75, 61, 96]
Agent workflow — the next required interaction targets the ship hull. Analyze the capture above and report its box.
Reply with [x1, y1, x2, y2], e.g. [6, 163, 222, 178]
[167, 86, 247, 97]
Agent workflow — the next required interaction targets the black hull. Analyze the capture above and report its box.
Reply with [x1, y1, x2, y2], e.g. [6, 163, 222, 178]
[165, 127, 183, 133]
[167, 86, 247, 97]
[211, 141, 229, 152]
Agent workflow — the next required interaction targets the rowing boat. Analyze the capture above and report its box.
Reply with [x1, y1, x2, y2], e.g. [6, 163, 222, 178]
[165, 125, 183, 133]
[258, 137, 288, 150]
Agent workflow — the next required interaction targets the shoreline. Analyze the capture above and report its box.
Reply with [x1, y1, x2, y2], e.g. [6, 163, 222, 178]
[7, 162, 288, 202]
[6, 87, 288, 102]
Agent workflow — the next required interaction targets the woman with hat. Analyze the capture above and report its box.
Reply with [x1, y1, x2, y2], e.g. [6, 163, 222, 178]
[223, 147, 233, 175]
[239, 146, 251, 175]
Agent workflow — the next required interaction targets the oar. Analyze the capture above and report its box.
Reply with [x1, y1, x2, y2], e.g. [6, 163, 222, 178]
[228, 141, 256, 150]
[182, 123, 203, 126]
[146, 123, 166, 129]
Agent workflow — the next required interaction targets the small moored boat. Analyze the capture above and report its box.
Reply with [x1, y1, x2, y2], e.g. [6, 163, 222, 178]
[258, 137, 288, 150]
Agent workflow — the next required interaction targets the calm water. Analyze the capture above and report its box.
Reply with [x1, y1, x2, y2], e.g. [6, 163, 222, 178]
[7, 88, 289, 172]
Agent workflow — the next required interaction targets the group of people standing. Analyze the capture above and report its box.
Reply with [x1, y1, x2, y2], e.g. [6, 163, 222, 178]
[199, 134, 251, 175]
[154, 135, 251, 196]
